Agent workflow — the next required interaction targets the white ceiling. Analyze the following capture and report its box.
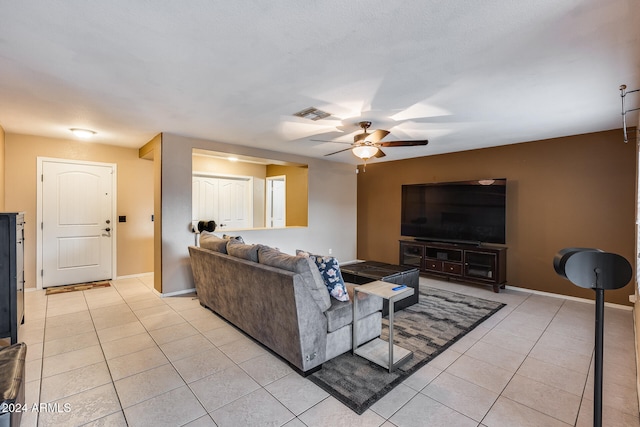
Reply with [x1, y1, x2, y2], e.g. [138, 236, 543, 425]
[0, 0, 638, 164]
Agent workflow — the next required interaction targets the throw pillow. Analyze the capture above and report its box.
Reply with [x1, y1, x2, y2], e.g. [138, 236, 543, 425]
[199, 232, 228, 254]
[297, 250, 349, 302]
[223, 234, 245, 243]
[226, 240, 259, 262]
[258, 246, 331, 312]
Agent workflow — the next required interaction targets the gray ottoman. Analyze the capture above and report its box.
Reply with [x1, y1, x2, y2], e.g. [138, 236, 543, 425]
[341, 261, 420, 316]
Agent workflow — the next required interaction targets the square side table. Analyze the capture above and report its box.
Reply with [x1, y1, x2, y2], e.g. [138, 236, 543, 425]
[352, 280, 414, 372]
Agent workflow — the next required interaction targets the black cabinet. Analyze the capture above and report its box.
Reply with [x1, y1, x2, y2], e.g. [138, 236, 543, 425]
[399, 240, 507, 292]
[0, 213, 25, 344]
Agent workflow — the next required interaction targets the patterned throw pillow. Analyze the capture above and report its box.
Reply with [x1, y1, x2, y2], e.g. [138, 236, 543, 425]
[297, 250, 349, 302]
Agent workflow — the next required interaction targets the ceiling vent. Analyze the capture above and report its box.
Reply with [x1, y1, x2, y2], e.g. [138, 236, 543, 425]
[293, 107, 331, 121]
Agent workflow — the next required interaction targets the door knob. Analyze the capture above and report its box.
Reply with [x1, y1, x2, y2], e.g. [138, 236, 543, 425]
[106, 219, 111, 224]
[103, 227, 111, 232]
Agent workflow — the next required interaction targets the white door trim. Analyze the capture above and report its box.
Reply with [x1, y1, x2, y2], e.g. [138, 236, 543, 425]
[36, 157, 118, 290]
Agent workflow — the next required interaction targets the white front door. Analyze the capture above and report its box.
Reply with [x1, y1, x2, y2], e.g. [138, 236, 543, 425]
[40, 159, 115, 288]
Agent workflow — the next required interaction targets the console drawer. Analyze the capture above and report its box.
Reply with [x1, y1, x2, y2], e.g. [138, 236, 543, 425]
[443, 262, 462, 276]
[425, 260, 443, 271]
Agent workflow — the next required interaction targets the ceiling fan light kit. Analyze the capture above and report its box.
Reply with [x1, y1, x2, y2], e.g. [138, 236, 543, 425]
[352, 145, 379, 160]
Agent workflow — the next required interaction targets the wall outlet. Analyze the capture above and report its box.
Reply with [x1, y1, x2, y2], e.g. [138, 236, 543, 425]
[328, 248, 332, 255]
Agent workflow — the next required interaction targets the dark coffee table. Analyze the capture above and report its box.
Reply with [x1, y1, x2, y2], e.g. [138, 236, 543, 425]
[340, 261, 419, 316]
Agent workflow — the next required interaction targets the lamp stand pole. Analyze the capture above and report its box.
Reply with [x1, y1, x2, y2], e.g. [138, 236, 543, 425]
[593, 287, 604, 427]
[554, 249, 632, 427]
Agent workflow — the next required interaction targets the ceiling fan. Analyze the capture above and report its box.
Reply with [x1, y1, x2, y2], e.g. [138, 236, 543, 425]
[323, 121, 429, 161]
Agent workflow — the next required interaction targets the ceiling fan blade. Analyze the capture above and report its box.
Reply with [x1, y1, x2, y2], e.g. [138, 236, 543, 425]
[374, 148, 386, 158]
[354, 129, 390, 144]
[324, 146, 354, 156]
[366, 129, 390, 143]
[379, 139, 429, 147]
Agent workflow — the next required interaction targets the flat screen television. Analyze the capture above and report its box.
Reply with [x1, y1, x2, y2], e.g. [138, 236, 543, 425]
[401, 179, 506, 244]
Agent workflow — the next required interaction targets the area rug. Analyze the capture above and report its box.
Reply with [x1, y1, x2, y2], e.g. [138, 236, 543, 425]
[309, 286, 505, 414]
[45, 281, 111, 295]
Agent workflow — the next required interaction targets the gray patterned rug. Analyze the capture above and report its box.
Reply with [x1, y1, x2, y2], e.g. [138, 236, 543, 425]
[309, 286, 506, 414]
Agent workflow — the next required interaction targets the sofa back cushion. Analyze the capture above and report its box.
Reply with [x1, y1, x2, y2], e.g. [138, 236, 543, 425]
[199, 232, 228, 254]
[227, 240, 259, 262]
[258, 246, 331, 312]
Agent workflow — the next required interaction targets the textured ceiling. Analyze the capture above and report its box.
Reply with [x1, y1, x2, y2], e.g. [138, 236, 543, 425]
[0, 0, 638, 164]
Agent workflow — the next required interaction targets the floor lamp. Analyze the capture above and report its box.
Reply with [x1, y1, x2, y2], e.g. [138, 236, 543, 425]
[553, 248, 632, 427]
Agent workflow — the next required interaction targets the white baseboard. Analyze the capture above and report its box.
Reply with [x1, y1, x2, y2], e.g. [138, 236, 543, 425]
[505, 285, 633, 311]
[115, 272, 153, 280]
[154, 287, 196, 298]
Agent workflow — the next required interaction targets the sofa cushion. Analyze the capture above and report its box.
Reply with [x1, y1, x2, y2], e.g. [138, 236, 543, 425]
[297, 250, 349, 302]
[258, 246, 331, 312]
[199, 232, 228, 254]
[324, 284, 383, 333]
[227, 240, 259, 262]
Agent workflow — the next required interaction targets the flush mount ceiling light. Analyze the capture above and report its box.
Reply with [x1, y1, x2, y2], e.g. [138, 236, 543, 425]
[70, 128, 96, 138]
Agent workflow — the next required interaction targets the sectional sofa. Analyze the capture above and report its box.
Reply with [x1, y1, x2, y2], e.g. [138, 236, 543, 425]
[188, 233, 383, 374]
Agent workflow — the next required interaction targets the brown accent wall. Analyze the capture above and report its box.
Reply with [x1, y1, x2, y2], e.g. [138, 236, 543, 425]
[357, 129, 636, 305]
[266, 164, 309, 227]
[5, 133, 155, 289]
[0, 125, 5, 211]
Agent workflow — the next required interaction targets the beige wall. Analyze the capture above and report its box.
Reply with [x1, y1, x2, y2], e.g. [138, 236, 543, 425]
[266, 164, 308, 227]
[192, 154, 268, 177]
[155, 133, 357, 295]
[357, 129, 636, 306]
[0, 125, 4, 211]
[5, 133, 154, 289]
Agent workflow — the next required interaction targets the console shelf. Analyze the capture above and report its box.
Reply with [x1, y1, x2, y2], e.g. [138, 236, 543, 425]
[399, 240, 507, 292]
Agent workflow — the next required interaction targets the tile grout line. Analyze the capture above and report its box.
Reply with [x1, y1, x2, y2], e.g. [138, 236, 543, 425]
[116, 279, 212, 425]
[81, 283, 129, 426]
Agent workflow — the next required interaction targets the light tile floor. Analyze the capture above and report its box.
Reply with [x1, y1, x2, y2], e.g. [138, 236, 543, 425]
[5, 274, 639, 426]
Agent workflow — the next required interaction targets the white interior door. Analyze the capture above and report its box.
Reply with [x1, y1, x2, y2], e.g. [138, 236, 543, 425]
[192, 177, 219, 223]
[266, 176, 286, 228]
[40, 160, 115, 288]
[192, 174, 253, 231]
[218, 179, 251, 230]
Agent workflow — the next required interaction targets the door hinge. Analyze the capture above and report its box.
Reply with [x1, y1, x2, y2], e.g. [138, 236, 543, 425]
[41, 174, 43, 182]
[40, 269, 43, 277]
[41, 222, 43, 230]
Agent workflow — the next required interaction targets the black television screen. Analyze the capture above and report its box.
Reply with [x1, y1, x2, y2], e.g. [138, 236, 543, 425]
[401, 179, 506, 244]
